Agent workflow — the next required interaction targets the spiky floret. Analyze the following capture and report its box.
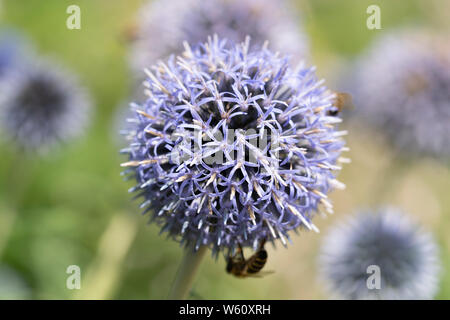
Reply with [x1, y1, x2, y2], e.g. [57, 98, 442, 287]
[130, 0, 308, 73]
[319, 208, 440, 300]
[0, 57, 92, 152]
[351, 30, 450, 158]
[122, 37, 347, 254]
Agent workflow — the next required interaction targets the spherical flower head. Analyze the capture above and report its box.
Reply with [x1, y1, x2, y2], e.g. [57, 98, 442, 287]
[0, 57, 92, 152]
[122, 36, 347, 254]
[351, 30, 450, 158]
[319, 208, 440, 300]
[130, 0, 308, 73]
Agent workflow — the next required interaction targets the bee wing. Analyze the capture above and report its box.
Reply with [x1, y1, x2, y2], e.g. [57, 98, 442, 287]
[256, 270, 275, 276]
[121, 22, 138, 43]
[337, 92, 355, 111]
[243, 271, 275, 278]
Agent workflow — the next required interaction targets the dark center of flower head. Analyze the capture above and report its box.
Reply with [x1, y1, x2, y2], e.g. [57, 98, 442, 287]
[370, 233, 419, 287]
[18, 76, 66, 119]
[123, 37, 347, 254]
[345, 216, 421, 290]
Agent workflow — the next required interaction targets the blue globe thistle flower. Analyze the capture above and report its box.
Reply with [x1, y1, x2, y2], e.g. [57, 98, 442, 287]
[0, 57, 92, 152]
[351, 30, 450, 158]
[122, 36, 347, 254]
[130, 0, 308, 73]
[319, 208, 440, 300]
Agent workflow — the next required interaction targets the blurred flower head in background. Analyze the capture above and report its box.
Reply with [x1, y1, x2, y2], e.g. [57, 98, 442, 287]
[350, 30, 450, 158]
[0, 30, 30, 78]
[0, 57, 92, 153]
[129, 0, 308, 74]
[319, 208, 440, 300]
[121, 36, 347, 255]
[0, 265, 31, 300]
[112, 99, 135, 147]
[112, 87, 148, 147]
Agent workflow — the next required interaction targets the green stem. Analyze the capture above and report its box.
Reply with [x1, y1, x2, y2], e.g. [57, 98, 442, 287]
[0, 153, 32, 259]
[167, 245, 207, 300]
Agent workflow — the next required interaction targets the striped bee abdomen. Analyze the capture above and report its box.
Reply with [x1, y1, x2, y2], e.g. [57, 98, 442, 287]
[247, 249, 267, 274]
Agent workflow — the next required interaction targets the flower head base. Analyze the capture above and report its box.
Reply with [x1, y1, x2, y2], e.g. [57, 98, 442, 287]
[0, 58, 92, 152]
[351, 30, 450, 158]
[319, 208, 440, 300]
[130, 0, 308, 73]
[122, 37, 347, 255]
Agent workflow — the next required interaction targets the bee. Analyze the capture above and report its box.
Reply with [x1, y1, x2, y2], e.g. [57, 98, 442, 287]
[404, 72, 428, 95]
[226, 239, 272, 278]
[327, 92, 355, 116]
[120, 22, 139, 43]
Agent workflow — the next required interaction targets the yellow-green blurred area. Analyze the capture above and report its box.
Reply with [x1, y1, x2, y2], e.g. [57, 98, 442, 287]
[0, 0, 449, 299]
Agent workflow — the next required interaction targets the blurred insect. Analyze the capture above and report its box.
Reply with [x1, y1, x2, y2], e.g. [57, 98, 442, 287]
[120, 21, 139, 43]
[226, 239, 273, 278]
[328, 92, 355, 116]
[404, 72, 429, 95]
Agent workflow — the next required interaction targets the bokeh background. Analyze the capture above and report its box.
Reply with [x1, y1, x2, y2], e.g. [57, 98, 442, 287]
[0, 0, 449, 299]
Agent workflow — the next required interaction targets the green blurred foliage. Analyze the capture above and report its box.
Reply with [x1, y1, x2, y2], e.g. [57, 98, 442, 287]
[0, 0, 448, 299]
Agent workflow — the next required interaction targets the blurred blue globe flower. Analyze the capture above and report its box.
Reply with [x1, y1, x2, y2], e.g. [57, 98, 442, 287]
[112, 88, 147, 147]
[129, 0, 308, 74]
[0, 30, 30, 78]
[122, 36, 347, 254]
[319, 208, 440, 300]
[0, 265, 31, 300]
[351, 30, 450, 158]
[0, 57, 92, 152]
